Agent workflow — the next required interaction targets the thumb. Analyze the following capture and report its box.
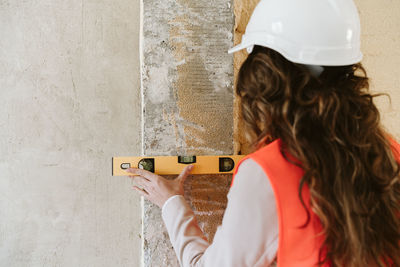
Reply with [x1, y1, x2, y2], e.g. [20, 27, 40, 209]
[177, 165, 194, 183]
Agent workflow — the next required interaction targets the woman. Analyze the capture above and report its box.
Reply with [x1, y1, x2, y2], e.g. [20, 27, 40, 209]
[127, 0, 400, 266]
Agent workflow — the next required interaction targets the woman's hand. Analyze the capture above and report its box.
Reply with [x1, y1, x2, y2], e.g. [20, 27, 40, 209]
[126, 165, 194, 208]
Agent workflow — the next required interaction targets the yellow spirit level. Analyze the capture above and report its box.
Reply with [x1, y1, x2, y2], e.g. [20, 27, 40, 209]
[112, 155, 246, 176]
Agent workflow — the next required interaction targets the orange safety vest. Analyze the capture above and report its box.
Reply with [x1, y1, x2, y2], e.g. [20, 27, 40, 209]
[231, 138, 400, 267]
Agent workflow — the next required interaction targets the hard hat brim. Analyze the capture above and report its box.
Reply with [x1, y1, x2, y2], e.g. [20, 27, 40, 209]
[228, 43, 252, 54]
[228, 40, 363, 66]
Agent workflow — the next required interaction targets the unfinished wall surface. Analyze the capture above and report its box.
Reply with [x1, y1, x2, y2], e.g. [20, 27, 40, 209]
[0, 0, 142, 266]
[233, 0, 400, 154]
[141, 0, 234, 265]
[233, 0, 260, 155]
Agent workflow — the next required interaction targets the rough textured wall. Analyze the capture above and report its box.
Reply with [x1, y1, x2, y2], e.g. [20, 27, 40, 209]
[233, 0, 400, 154]
[233, 0, 260, 155]
[0, 1, 142, 266]
[141, 0, 234, 265]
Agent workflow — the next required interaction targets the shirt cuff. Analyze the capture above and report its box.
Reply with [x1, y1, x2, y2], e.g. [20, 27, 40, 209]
[162, 195, 182, 214]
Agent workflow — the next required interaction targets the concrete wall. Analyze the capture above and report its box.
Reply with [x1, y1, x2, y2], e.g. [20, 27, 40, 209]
[141, 0, 234, 265]
[0, 1, 142, 266]
[233, 0, 400, 154]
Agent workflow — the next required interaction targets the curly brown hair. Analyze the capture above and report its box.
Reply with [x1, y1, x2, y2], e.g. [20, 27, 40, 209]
[236, 45, 400, 266]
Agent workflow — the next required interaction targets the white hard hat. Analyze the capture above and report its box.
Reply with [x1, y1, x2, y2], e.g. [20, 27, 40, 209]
[228, 0, 363, 66]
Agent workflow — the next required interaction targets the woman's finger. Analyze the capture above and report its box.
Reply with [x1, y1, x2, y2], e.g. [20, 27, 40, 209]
[176, 165, 194, 183]
[133, 186, 149, 196]
[129, 174, 151, 182]
[126, 168, 157, 181]
[134, 176, 151, 189]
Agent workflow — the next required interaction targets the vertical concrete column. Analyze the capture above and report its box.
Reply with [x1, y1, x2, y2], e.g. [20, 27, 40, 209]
[141, 0, 234, 265]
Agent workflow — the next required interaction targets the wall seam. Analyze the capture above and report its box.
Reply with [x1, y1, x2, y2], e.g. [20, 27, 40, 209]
[139, 0, 145, 266]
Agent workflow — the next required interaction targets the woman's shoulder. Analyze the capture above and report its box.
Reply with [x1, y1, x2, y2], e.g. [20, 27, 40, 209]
[231, 157, 269, 187]
[236, 157, 265, 174]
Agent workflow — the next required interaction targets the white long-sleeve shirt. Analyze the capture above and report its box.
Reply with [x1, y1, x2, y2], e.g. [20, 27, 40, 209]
[161, 158, 279, 267]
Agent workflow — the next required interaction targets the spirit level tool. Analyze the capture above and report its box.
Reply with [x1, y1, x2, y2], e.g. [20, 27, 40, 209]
[112, 155, 246, 176]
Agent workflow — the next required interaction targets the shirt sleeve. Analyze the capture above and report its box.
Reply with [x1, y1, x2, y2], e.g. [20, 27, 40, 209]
[161, 158, 279, 267]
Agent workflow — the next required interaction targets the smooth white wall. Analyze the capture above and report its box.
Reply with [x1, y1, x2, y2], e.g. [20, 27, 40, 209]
[0, 1, 142, 266]
[355, 0, 400, 138]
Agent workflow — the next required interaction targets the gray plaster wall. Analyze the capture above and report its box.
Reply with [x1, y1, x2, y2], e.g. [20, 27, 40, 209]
[0, 0, 142, 266]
